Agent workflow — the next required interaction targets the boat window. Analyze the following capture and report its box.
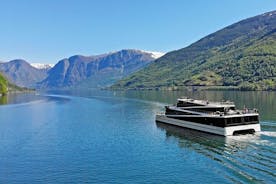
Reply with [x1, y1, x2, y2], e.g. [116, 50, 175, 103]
[253, 116, 258, 121]
[244, 117, 250, 122]
[227, 118, 232, 124]
[233, 117, 241, 123]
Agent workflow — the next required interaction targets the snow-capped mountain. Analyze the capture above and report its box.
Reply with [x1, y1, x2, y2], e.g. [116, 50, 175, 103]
[105, 50, 165, 59]
[141, 50, 165, 59]
[0, 49, 164, 89]
[0, 60, 49, 87]
[31, 63, 54, 70]
[39, 49, 160, 88]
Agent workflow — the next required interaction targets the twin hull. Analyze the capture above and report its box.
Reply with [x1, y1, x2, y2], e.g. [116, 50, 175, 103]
[156, 114, 261, 136]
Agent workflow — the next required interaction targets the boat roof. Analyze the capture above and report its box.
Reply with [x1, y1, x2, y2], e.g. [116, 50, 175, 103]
[177, 97, 235, 108]
[168, 105, 258, 118]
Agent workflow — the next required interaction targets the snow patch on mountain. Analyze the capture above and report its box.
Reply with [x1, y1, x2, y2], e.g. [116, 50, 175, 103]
[141, 50, 165, 59]
[31, 63, 54, 69]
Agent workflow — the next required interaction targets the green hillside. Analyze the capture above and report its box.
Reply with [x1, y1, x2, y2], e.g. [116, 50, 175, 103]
[0, 73, 8, 95]
[0, 72, 34, 96]
[112, 11, 276, 91]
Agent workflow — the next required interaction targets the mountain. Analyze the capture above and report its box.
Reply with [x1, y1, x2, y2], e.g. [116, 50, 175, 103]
[39, 49, 163, 88]
[112, 11, 276, 91]
[0, 59, 48, 88]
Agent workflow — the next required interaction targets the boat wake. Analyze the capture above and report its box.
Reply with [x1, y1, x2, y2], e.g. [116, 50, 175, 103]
[261, 121, 276, 126]
[156, 122, 276, 183]
[260, 131, 276, 137]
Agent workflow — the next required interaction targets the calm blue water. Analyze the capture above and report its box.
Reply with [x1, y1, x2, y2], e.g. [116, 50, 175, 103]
[0, 91, 275, 183]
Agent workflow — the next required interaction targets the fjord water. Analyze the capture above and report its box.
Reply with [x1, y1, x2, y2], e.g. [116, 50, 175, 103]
[0, 91, 275, 183]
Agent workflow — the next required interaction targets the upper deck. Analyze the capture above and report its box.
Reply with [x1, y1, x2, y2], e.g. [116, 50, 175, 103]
[177, 97, 235, 108]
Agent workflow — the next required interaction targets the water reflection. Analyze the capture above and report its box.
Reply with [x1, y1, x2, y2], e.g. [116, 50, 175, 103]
[0, 95, 7, 105]
[156, 122, 257, 153]
[0, 90, 275, 183]
[43, 95, 71, 104]
[43, 89, 276, 123]
[115, 90, 276, 122]
[0, 93, 40, 105]
[156, 122, 276, 183]
[0, 93, 71, 106]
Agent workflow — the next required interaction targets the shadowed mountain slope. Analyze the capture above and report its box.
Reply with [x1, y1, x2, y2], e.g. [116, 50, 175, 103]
[39, 49, 162, 88]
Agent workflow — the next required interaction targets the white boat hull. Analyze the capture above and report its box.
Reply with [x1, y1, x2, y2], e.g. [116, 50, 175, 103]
[156, 114, 261, 136]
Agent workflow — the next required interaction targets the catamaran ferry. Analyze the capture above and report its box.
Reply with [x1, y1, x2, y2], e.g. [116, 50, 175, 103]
[156, 97, 261, 136]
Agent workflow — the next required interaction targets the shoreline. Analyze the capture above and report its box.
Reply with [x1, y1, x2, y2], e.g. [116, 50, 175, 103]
[109, 85, 276, 92]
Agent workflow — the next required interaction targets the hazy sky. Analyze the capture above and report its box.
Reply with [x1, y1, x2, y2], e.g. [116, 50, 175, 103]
[0, 0, 275, 63]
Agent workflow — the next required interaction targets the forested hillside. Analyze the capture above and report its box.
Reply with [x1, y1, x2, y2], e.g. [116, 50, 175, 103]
[113, 11, 276, 90]
[0, 73, 8, 95]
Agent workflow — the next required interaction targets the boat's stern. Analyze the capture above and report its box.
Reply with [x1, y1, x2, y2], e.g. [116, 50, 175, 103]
[224, 123, 261, 136]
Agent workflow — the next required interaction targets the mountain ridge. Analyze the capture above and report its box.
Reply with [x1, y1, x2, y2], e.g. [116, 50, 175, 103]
[39, 49, 163, 88]
[0, 49, 164, 89]
[0, 59, 48, 88]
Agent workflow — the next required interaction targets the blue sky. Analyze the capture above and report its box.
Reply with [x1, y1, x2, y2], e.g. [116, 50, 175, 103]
[0, 0, 275, 63]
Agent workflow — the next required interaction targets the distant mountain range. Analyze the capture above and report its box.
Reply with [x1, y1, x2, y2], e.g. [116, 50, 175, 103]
[113, 11, 276, 90]
[1, 11, 275, 91]
[39, 49, 163, 88]
[0, 50, 163, 89]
